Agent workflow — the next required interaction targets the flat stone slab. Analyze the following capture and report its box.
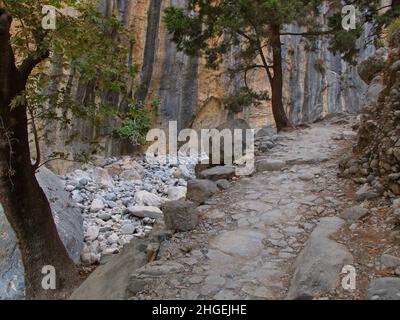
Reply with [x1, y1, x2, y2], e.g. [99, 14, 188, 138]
[256, 159, 286, 172]
[286, 156, 330, 166]
[127, 206, 163, 219]
[210, 229, 265, 258]
[287, 217, 353, 300]
[199, 166, 236, 181]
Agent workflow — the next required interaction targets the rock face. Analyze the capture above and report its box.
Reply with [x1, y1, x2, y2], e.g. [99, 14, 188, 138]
[286, 217, 353, 300]
[0, 205, 24, 300]
[40, 0, 373, 173]
[0, 167, 84, 300]
[342, 31, 400, 196]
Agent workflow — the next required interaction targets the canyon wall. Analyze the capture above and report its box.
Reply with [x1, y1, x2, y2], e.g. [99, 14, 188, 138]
[42, 0, 375, 172]
[129, 0, 373, 130]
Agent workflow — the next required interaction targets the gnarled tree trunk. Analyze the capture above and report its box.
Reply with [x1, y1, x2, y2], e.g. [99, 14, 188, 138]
[270, 24, 291, 131]
[0, 10, 78, 300]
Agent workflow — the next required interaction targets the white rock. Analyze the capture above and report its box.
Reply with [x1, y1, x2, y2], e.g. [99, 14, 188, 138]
[127, 206, 163, 219]
[91, 167, 114, 188]
[86, 226, 99, 241]
[134, 190, 168, 207]
[121, 224, 136, 235]
[107, 233, 119, 245]
[90, 198, 104, 213]
[167, 186, 187, 201]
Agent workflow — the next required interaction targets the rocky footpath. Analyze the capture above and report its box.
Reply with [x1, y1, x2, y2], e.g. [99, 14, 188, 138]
[73, 117, 356, 300]
[70, 112, 400, 300]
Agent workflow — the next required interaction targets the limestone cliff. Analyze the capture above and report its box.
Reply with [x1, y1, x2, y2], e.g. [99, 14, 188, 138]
[125, 0, 373, 130]
[42, 0, 374, 172]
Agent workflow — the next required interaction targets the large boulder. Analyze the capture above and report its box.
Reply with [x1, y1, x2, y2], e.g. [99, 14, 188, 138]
[134, 190, 168, 208]
[70, 239, 149, 300]
[199, 166, 236, 181]
[0, 167, 84, 300]
[357, 48, 388, 84]
[187, 179, 219, 204]
[161, 201, 199, 232]
[286, 217, 353, 300]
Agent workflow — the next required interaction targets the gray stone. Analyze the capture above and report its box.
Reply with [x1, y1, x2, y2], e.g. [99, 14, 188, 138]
[161, 201, 199, 232]
[70, 239, 149, 300]
[381, 254, 400, 268]
[287, 217, 353, 299]
[121, 224, 136, 235]
[216, 179, 230, 190]
[127, 206, 163, 220]
[256, 126, 277, 138]
[98, 213, 112, 221]
[340, 206, 370, 222]
[210, 229, 265, 258]
[187, 179, 219, 204]
[199, 166, 236, 181]
[356, 184, 379, 201]
[256, 159, 286, 172]
[366, 278, 400, 300]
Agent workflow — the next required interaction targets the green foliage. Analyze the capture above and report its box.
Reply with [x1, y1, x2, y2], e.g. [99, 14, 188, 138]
[164, 0, 322, 67]
[387, 17, 400, 40]
[113, 99, 159, 145]
[223, 88, 269, 113]
[327, 1, 400, 63]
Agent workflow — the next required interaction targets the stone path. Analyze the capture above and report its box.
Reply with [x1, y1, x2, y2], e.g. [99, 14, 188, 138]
[130, 120, 354, 300]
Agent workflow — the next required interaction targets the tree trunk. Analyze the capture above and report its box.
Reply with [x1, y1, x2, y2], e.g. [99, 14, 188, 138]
[0, 10, 78, 299]
[270, 25, 291, 131]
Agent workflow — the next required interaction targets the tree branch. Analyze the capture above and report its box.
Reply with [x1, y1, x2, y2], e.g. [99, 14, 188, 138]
[18, 49, 50, 84]
[279, 29, 336, 36]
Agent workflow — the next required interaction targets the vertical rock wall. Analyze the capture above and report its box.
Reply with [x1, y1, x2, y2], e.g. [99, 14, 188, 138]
[40, 0, 376, 172]
[130, 0, 373, 130]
